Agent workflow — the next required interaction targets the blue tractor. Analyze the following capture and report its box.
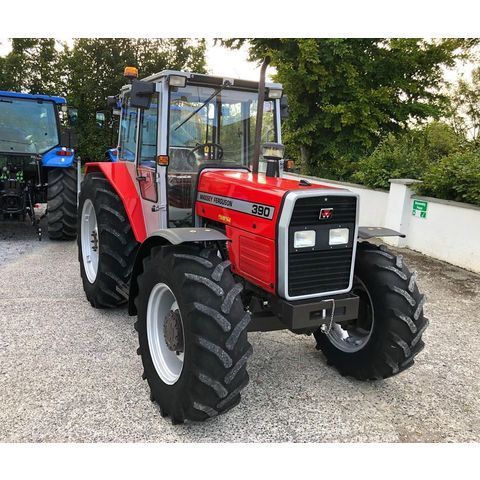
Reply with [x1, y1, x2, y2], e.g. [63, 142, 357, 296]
[0, 90, 79, 240]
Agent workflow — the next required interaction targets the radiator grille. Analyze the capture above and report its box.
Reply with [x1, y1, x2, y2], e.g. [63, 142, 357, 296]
[290, 196, 357, 226]
[288, 248, 353, 297]
[287, 195, 357, 297]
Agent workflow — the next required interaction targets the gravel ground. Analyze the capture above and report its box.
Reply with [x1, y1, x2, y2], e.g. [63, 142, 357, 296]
[0, 218, 479, 442]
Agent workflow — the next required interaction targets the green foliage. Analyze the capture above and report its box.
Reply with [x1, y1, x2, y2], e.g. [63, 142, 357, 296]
[65, 38, 206, 160]
[0, 38, 65, 95]
[419, 149, 480, 205]
[352, 121, 480, 206]
[223, 38, 474, 179]
[0, 38, 207, 160]
[353, 122, 463, 189]
[448, 66, 480, 144]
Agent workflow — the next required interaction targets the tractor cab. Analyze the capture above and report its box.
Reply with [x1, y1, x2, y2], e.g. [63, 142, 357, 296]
[0, 91, 79, 239]
[112, 69, 283, 228]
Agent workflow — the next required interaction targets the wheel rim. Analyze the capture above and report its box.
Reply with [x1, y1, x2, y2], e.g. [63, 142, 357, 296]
[147, 283, 184, 385]
[327, 277, 375, 353]
[81, 199, 99, 283]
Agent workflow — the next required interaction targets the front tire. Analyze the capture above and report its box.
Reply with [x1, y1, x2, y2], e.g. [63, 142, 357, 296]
[314, 242, 428, 380]
[47, 162, 78, 240]
[135, 245, 252, 423]
[78, 172, 138, 308]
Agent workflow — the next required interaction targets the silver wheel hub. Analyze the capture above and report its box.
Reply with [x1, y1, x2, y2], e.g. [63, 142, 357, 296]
[147, 283, 185, 385]
[327, 277, 374, 353]
[81, 199, 99, 284]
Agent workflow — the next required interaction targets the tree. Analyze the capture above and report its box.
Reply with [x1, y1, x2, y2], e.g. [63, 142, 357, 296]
[0, 38, 65, 95]
[449, 67, 480, 145]
[223, 38, 476, 179]
[65, 38, 207, 160]
[0, 38, 207, 160]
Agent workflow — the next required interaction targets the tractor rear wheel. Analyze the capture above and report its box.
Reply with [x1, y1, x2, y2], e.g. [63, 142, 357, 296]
[314, 242, 428, 380]
[78, 172, 138, 308]
[47, 162, 78, 240]
[134, 245, 252, 423]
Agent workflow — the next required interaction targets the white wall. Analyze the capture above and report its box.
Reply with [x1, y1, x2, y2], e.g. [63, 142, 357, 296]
[406, 196, 480, 272]
[284, 173, 480, 274]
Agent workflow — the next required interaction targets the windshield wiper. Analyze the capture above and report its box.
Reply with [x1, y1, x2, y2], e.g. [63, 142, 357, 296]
[174, 80, 232, 131]
[0, 138, 31, 145]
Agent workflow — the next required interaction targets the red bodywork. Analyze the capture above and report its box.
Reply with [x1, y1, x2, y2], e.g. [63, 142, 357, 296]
[196, 170, 339, 294]
[85, 162, 341, 295]
[85, 162, 148, 242]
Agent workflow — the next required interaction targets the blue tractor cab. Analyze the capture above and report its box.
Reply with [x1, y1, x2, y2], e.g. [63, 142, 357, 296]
[0, 90, 79, 240]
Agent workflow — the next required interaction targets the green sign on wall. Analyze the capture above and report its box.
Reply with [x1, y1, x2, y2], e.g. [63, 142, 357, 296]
[412, 199, 428, 219]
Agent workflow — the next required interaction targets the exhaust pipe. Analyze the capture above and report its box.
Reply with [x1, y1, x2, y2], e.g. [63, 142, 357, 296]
[252, 56, 271, 175]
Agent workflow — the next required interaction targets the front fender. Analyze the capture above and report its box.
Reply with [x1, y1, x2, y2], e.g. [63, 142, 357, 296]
[358, 226, 406, 239]
[127, 227, 228, 315]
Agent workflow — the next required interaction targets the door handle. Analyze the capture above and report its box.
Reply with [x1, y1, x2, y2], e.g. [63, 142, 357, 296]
[136, 175, 147, 181]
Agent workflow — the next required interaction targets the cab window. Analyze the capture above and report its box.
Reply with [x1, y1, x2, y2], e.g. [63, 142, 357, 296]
[118, 98, 137, 162]
[138, 97, 158, 168]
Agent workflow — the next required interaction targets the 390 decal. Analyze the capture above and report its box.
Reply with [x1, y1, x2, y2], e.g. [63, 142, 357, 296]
[251, 204, 271, 218]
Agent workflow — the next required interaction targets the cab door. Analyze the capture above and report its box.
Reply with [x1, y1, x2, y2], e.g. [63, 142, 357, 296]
[135, 92, 165, 235]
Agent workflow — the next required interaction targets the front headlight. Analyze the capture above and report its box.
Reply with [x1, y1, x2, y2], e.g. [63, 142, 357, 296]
[329, 228, 349, 245]
[294, 230, 316, 248]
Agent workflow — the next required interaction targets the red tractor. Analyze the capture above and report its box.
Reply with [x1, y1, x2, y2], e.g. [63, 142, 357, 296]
[78, 62, 428, 424]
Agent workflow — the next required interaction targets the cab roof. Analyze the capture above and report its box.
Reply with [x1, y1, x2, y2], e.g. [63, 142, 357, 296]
[121, 70, 282, 93]
[0, 90, 66, 105]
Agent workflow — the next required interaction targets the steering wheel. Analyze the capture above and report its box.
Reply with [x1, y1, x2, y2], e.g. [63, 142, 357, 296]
[187, 142, 224, 167]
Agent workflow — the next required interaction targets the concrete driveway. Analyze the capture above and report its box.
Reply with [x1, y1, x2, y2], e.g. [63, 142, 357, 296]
[1, 218, 479, 442]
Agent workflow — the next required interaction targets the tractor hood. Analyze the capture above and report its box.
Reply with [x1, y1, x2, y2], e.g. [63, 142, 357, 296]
[196, 169, 346, 239]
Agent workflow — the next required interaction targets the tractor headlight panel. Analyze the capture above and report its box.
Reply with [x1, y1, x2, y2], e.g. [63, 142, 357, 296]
[294, 230, 316, 248]
[329, 228, 349, 246]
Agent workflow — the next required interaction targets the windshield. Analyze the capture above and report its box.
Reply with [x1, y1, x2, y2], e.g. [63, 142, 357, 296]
[168, 84, 276, 172]
[0, 97, 60, 155]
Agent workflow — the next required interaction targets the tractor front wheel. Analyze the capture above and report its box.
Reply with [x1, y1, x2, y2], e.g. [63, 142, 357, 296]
[314, 242, 428, 380]
[134, 245, 252, 423]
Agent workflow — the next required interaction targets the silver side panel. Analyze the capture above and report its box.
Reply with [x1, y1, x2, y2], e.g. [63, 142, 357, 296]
[277, 189, 360, 301]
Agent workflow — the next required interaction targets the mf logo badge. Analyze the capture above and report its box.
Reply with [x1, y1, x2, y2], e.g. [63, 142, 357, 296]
[319, 208, 333, 220]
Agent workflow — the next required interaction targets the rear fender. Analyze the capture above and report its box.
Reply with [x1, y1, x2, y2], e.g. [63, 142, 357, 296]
[41, 147, 75, 168]
[128, 227, 228, 315]
[84, 162, 147, 242]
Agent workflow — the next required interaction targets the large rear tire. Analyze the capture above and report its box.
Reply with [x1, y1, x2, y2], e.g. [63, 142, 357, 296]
[134, 245, 252, 423]
[47, 162, 78, 240]
[314, 242, 428, 380]
[78, 172, 138, 308]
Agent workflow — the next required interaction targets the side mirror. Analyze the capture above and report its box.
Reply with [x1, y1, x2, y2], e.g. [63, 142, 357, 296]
[96, 111, 106, 128]
[280, 95, 289, 120]
[130, 79, 155, 109]
[60, 128, 78, 149]
[67, 107, 78, 127]
[107, 96, 118, 108]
